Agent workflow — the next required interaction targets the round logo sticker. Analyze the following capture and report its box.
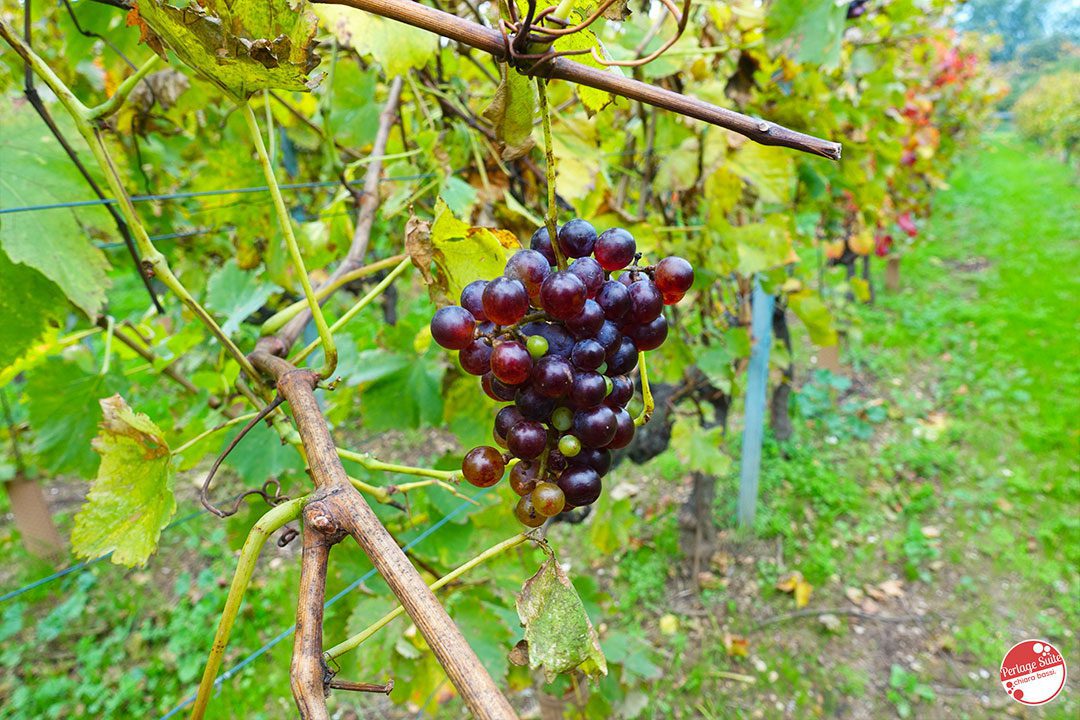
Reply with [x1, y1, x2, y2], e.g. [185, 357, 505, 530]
[1000, 639, 1066, 705]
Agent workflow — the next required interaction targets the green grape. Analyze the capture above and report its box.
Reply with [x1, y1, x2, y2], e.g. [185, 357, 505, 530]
[526, 335, 549, 359]
[558, 434, 582, 457]
[551, 406, 573, 431]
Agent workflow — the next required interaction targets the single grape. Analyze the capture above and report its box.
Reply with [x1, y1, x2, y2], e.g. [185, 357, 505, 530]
[495, 406, 525, 441]
[596, 280, 631, 320]
[505, 249, 552, 303]
[568, 257, 604, 298]
[607, 375, 634, 407]
[661, 290, 685, 306]
[514, 494, 546, 527]
[507, 420, 548, 459]
[515, 385, 557, 422]
[462, 446, 505, 488]
[531, 482, 566, 517]
[520, 321, 575, 358]
[530, 225, 558, 265]
[569, 371, 607, 409]
[526, 335, 549, 359]
[628, 280, 663, 323]
[565, 300, 605, 339]
[482, 372, 519, 402]
[509, 461, 540, 496]
[654, 256, 694, 294]
[573, 405, 618, 448]
[558, 434, 582, 457]
[574, 447, 612, 476]
[571, 339, 606, 371]
[483, 277, 530, 326]
[532, 356, 574, 398]
[431, 306, 476, 350]
[540, 271, 587, 320]
[628, 314, 668, 352]
[594, 320, 621, 351]
[491, 340, 532, 385]
[551, 406, 573, 431]
[605, 336, 639, 376]
[594, 227, 637, 271]
[459, 338, 493, 376]
[557, 218, 597, 258]
[547, 448, 568, 472]
[460, 280, 489, 321]
[606, 408, 635, 450]
[557, 466, 602, 507]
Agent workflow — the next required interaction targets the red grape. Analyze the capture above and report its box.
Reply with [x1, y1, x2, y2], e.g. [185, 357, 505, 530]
[594, 228, 636, 271]
[628, 314, 668, 352]
[510, 461, 540, 496]
[569, 371, 607, 409]
[606, 408, 635, 449]
[596, 280, 631, 320]
[460, 280, 489, 321]
[505, 249, 552, 303]
[481, 372, 518, 401]
[532, 356, 574, 398]
[491, 340, 532, 384]
[557, 218, 597, 258]
[571, 339, 605, 371]
[431, 306, 475, 350]
[628, 280, 663, 323]
[568, 257, 604, 298]
[530, 226, 558, 265]
[515, 385, 557, 421]
[573, 405, 617, 448]
[654, 256, 694, 294]
[462, 446, 505, 487]
[483, 277, 530, 326]
[459, 338, 493, 375]
[566, 299, 605, 339]
[495, 406, 525, 440]
[540, 271, 587, 320]
[507, 420, 548, 459]
[557, 465, 602, 506]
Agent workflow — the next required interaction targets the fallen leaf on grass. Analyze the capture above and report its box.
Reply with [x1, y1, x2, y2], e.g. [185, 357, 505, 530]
[776, 571, 813, 608]
[845, 587, 865, 605]
[723, 633, 750, 657]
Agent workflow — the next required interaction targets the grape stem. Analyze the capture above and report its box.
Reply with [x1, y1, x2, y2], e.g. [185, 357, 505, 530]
[536, 77, 567, 270]
[323, 531, 534, 660]
[242, 103, 338, 379]
[635, 351, 654, 427]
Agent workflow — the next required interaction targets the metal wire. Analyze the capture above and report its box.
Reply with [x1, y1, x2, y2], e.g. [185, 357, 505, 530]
[0, 509, 205, 604]
[157, 488, 492, 720]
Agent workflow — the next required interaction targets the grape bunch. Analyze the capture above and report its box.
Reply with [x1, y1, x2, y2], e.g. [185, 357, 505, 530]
[430, 219, 694, 527]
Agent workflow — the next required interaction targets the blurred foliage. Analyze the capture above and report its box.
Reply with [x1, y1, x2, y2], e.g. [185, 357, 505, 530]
[1014, 70, 1080, 159]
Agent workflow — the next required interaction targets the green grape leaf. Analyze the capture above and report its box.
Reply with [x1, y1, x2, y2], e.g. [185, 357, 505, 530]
[482, 63, 536, 161]
[316, 4, 438, 76]
[71, 395, 176, 566]
[362, 357, 445, 430]
[734, 218, 793, 275]
[728, 143, 797, 204]
[131, 0, 321, 99]
[766, 0, 847, 68]
[788, 288, 837, 346]
[204, 260, 279, 336]
[516, 546, 607, 682]
[25, 358, 127, 478]
[553, 27, 620, 115]
[0, 249, 66, 370]
[0, 98, 112, 318]
[671, 420, 731, 475]
[448, 594, 513, 682]
[411, 199, 520, 305]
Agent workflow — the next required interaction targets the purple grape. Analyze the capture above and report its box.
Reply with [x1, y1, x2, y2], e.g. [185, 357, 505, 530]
[573, 405, 617, 448]
[530, 226, 558, 265]
[574, 447, 612, 476]
[520, 321, 575, 358]
[507, 420, 548, 460]
[558, 465, 602, 506]
[431, 306, 476, 350]
[505, 249, 552, 303]
[565, 300, 604, 339]
[606, 408, 635, 449]
[459, 338, 493, 375]
[557, 218, 597, 258]
[482, 372, 519, 402]
[568, 257, 604, 298]
[495, 406, 525, 440]
[515, 385, 557, 422]
[460, 280, 489, 321]
[594, 228, 637, 271]
[595, 320, 621, 351]
[607, 375, 634, 407]
[596, 280, 631, 320]
[628, 314, 668, 352]
[655, 256, 694, 294]
[628, 280, 663, 323]
[540, 271, 587, 320]
[605, 336, 639, 376]
[569, 371, 607, 409]
[532, 356, 573, 398]
[571, 339, 605, 371]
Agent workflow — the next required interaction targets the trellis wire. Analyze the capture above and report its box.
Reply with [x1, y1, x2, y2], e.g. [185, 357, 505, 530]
[0, 508, 205, 604]
[158, 487, 492, 720]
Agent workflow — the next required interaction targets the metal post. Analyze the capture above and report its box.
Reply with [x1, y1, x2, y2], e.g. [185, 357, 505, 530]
[738, 279, 775, 529]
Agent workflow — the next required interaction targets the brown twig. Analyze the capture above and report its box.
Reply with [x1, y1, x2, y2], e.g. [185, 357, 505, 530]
[291, 518, 339, 719]
[314, 0, 841, 159]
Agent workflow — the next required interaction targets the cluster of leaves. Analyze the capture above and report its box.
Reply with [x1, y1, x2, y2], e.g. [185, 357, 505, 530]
[1013, 70, 1080, 159]
[0, 0, 1004, 713]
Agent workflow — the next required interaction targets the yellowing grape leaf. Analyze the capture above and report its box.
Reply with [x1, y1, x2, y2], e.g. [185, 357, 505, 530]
[516, 547, 607, 682]
[734, 218, 792, 275]
[728, 143, 796, 204]
[414, 199, 520, 304]
[131, 0, 321, 99]
[787, 288, 837, 347]
[72, 395, 176, 567]
[317, 4, 437, 76]
[483, 63, 536, 160]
